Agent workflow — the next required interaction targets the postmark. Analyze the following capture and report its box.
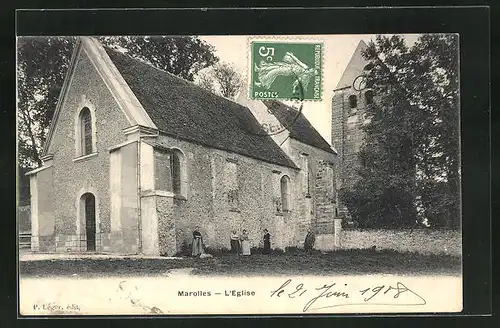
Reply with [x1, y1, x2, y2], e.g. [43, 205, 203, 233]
[250, 41, 323, 101]
[239, 75, 305, 137]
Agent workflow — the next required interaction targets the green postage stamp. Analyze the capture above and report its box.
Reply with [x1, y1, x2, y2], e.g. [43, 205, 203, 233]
[250, 41, 323, 100]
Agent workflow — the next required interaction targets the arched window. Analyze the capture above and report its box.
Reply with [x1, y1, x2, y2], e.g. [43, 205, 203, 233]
[348, 95, 357, 109]
[171, 149, 186, 196]
[365, 90, 374, 105]
[79, 107, 93, 156]
[280, 175, 291, 212]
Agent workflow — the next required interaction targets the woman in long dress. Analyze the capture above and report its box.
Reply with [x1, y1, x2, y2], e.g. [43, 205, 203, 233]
[240, 230, 251, 256]
[230, 230, 241, 255]
[263, 229, 271, 255]
[192, 226, 205, 257]
[304, 228, 316, 253]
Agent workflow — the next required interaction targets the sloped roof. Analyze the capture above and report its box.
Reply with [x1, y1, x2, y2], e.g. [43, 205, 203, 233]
[104, 47, 298, 169]
[263, 100, 336, 154]
[336, 40, 369, 89]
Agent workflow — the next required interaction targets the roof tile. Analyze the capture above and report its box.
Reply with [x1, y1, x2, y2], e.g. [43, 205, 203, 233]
[263, 100, 336, 154]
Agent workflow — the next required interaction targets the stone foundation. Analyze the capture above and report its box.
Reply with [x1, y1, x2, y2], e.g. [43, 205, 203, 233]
[31, 231, 139, 254]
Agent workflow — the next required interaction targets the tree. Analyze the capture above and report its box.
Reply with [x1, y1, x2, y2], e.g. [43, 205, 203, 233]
[99, 36, 218, 82]
[196, 70, 216, 94]
[407, 34, 460, 229]
[340, 34, 460, 229]
[196, 62, 243, 100]
[17, 36, 219, 169]
[17, 37, 76, 168]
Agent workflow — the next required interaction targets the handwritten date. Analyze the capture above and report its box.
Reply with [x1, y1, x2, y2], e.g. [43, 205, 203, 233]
[270, 279, 426, 312]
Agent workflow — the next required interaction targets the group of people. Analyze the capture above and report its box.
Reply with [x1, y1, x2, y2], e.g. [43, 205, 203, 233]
[191, 226, 316, 257]
[229, 229, 272, 256]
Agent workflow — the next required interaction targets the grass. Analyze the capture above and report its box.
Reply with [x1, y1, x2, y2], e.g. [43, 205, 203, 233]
[19, 248, 461, 278]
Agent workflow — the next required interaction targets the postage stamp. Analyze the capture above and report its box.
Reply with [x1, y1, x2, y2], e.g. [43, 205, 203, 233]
[250, 41, 323, 101]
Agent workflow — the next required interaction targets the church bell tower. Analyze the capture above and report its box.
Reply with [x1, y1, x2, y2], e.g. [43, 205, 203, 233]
[331, 40, 374, 217]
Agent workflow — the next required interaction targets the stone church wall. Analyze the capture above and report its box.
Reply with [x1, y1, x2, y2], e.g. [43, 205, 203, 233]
[148, 135, 308, 254]
[331, 87, 375, 222]
[284, 139, 339, 243]
[331, 89, 368, 191]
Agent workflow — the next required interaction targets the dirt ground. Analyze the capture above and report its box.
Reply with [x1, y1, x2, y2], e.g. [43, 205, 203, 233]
[19, 248, 461, 278]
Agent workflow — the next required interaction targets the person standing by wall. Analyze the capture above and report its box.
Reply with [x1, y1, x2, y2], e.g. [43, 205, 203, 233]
[192, 226, 205, 257]
[304, 228, 316, 253]
[230, 230, 241, 255]
[263, 229, 271, 255]
[240, 229, 251, 256]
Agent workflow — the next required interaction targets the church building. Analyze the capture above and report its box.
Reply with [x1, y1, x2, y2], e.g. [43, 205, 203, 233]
[26, 37, 339, 255]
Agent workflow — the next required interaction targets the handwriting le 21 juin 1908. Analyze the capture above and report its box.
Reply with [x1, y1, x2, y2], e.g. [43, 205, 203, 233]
[270, 279, 427, 312]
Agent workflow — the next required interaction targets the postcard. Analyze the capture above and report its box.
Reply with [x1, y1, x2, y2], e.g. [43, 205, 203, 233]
[17, 33, 462, 315]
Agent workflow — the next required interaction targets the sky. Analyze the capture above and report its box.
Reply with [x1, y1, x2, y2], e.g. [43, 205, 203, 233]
[199, 34, 420, 144]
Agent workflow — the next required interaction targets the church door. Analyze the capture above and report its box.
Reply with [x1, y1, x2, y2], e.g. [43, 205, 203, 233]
[84, 193, 96, 251]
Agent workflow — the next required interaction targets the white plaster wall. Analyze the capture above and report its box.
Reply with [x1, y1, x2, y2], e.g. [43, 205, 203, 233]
[109, 149, 122, 232]
[30, 175, 39, 251]
[139, 141, 159, 255]
[139, 142, 154, 191]
[140, 196, 159, 256]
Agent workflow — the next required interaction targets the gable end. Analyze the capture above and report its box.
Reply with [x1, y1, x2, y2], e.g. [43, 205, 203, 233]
[42, 36, 157, 157]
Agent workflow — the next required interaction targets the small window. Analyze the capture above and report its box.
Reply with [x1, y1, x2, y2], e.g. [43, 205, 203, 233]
[280, 175, 291, 212]
[79, 107, 93, 156]
[224, 160, 239, 210]
[348, 95, 357, 109]
[365, 90, 374, 105]
[171, 151, 181, 195]
[155, 148, 187, 197]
